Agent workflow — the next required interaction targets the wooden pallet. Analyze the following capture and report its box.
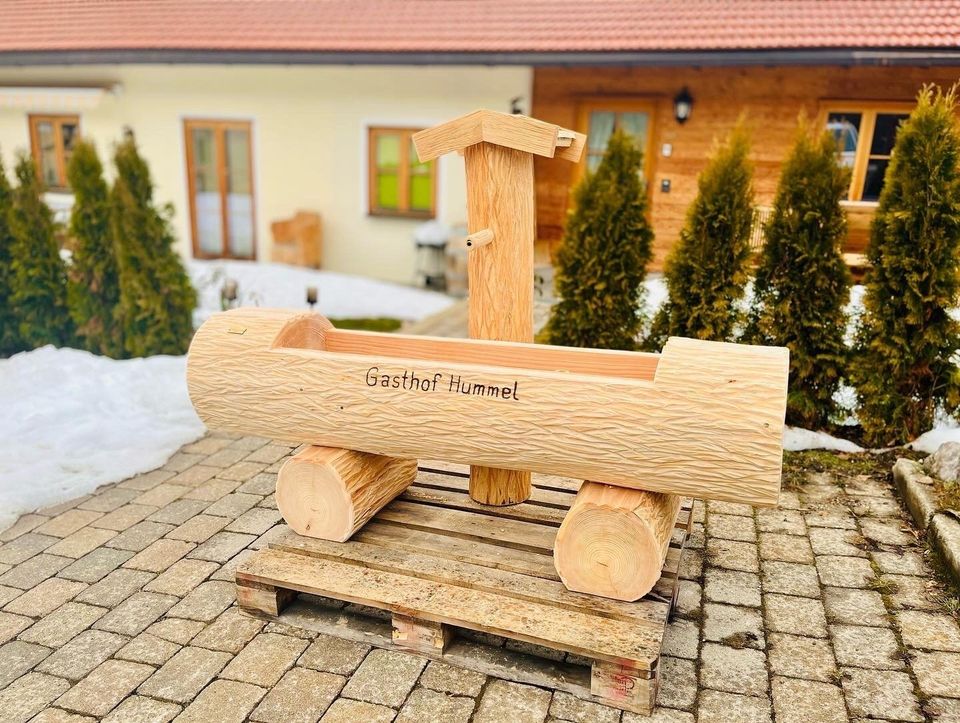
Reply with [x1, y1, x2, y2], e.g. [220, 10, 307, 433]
[237, 463, 695, 715]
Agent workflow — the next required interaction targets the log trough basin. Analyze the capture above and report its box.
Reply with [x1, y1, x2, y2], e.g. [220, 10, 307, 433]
[186, 307, 789, 507]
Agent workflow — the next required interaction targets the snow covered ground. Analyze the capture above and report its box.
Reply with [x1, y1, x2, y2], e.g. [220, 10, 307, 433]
[188, 259, 455, 326]
[0, 347, 205, 531]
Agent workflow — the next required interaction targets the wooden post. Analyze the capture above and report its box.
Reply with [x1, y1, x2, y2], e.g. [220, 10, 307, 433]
[413, 110, 587, 506]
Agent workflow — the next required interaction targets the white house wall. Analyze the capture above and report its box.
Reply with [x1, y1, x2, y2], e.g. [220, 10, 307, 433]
[0, 64, 532, 282]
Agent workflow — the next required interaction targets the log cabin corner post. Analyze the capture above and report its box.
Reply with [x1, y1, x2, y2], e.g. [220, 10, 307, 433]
[412, 110, 586, 506]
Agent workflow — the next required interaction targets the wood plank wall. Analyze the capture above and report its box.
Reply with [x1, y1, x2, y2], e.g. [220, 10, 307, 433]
[532, 64, 960, 269]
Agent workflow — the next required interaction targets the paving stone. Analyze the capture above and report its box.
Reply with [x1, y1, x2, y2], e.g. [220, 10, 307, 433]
[758, 532, 814, 564]
[244, 444, 290, 465]
[871, 550, 927, 577]
[767, 633, 837, 681]
[762, 561, 821, 598]
[0, 584, 19, 606]
[54, 659, 154, 718]
[203, 447, 250, 468]
[74, 568, 153, 607]
[859, 518, 915, 546]
[847, 495, 903, 518]
[192, 607, 265, 653]
[167, 580, 236, 621]
[805, 508, 857, 530]
[757, 508, 806, 535]
[3, 577, 85, 616]
[147, 499, 212, 526]
[885, 573, 942, 611]
[770, 676, 846, 723]
[419, 660, 486, 697]
[29, 709, 96, 723]
[252, 667, 346, 722]
[35, 510, 102, 538]
[36, 629, 126, 680]
[662, 618, 700, 658]
[929, 697, 960, 721]
[0, 672, 70, 723]
[182, 436, 233, 455]
[204, 493, 261, 518]
[815, 555, 873, 588]
[146, 617, 205, 645]
[320, 698, 396, 723]
[707, 500, 754, 517]
[297, 633, 371, 675]
[116, 632, 182, 666]
[686, 523, 705, 550]
[830, 623, 903, 669]
[19, 602, 105, 647]
[697, 689, 772, 723]
[823, 587, 889, 626]
[39, 497, 89, 516]
[0, 610, 31, 643]
[657, 656, 697, 709]
[101, 695, 181, 723]
[250, 525, 288, 550]
[183, 478, 242, 502]
[0, 514, 49, 543]
[123, 539, 195, 572]
[164, 451, 209, 472]
[340, 648, 427, 707]
[138, 646, 232, 703]
[763, 593, 828, 638]
[474, 679, 552, 723]
[117, 469, 174, 491]
[699, 643, 767, 696]
[106, 521, 175, 551]
[217, 461, 268, 482]
[896, 610, 960, 651]
[166, 514, 231, 543]
[808, 527, 868, 557]
[675, 580, 702, 617]
[704, 569, 761, 607]
[0, 533, 58, 565]
[225, 508, 282, 535]
[258, 493, 279, 510]
[144, 559, 218, 596]
[841, 668, 923, 722]
[706, 538, 759, 572]
[59, 547, 133, 582]
[134, 484, 189, 508]
[174, 679, 266, 723]
[708, 513, 757, 542]
[210, 548, 256, 581]
[90, 504, 158, 531]
[0, 553, 71, 589]
[221, 632, 311, 686]
[236, 472, 279, 496]
[77, 487, 140, 513]
[911, 651, 960, 698]
[93, 591, 177, 636]
[703, 603, 764, 649]
[188, 531, 256, 563]
[170, 464, 219, 487]
[45, 527, 116, 559]
[0, 640, 51, 688]
[548, 690, 619, 723]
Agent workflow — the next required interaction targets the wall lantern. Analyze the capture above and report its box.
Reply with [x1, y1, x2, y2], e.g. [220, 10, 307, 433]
[673, 87, 693, 124]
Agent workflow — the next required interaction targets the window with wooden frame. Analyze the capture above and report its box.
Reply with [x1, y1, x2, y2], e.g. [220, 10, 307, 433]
[184, 119, 256, 259]
[576, 99, 657, 179]
[28, 114, 79, 191]
[368, 127, 436, 218]
[821, 102, 913, 202]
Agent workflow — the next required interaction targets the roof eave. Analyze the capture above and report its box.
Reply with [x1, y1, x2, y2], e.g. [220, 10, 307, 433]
[1, 47, 960, 67]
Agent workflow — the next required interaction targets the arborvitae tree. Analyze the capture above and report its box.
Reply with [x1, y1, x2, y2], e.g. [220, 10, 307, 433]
[747, 122, 852, 428]
[540, 129, 653, 350]
[112, 135, 196, 357]
[67, 140, 123, 357]
[851, 85, 960, 446]
[0, 153, 20, 356]
[647, 122, 754, 348]
[9, 154, 73, 349]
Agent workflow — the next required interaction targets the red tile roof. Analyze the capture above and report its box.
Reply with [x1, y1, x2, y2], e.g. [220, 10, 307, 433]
[1, 0, 959, 55]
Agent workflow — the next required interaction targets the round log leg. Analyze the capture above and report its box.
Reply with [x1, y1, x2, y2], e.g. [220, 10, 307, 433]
[277, 446, 418, 542]
[554, 481, 682, 601]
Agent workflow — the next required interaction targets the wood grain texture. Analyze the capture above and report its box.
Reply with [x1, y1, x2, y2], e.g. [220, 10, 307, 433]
[187, 308, 789, 505]
[276, 446, 417, 542]
[554, 482, 682, 601]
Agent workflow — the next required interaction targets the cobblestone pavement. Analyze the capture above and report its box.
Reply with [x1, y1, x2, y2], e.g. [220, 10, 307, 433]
[1, 436, 958, 722]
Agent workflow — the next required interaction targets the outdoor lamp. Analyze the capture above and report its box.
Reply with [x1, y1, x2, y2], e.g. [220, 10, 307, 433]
[673, 87, 693, 124]
[306, 286, 318, 309]
[220, 278, 238, 310]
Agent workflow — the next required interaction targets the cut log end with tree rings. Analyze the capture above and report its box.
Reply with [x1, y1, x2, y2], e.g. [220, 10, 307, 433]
[277, 446, 418, 542]
[554, 482, 682, 601]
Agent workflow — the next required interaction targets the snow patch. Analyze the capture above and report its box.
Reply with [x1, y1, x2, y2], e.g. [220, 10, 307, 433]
[0, 346, 205, 531]
[783, 426, 865, 453]
[187, 259, 454, 326]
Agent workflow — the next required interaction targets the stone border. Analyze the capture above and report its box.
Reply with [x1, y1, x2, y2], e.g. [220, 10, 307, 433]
[892, 458, 960, 588]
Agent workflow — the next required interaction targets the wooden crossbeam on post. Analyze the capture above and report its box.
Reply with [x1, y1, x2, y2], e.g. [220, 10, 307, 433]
[413, 110, 586, 506]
